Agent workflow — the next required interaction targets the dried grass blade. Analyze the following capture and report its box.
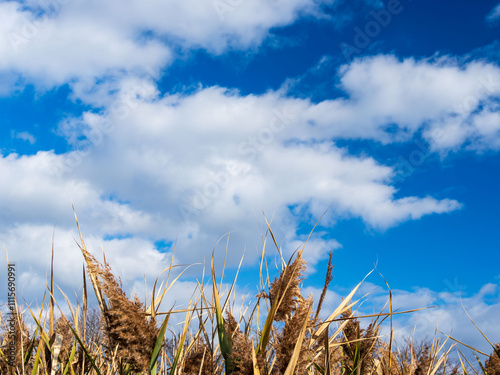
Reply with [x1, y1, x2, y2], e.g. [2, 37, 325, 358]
[49, 231, 55, 337]
[314, 271, 373, 339]
[146, 264, 197, 316]
[457, 347, 478, 375]
[251, 341, 261, 375]
[428, 344, 453, 375]
[169, 305, 192, 375]
[460, 298, 500, 358]
[73, 208, 107, 316]
[263, 215, 285, 268]
[457, 352, 469, 375]
[441, 333, 488, 356]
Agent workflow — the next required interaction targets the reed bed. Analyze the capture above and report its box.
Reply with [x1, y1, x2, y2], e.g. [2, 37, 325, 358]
[0, 215, 498, 375]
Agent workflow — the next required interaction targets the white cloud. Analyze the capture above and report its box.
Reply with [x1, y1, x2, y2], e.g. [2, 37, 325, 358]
[281, 54, 500, 151]
[332, 56, 500, 148]
[0, 152, 158, 235]
[0, 76, 464, 292]
[1, 80, 457, 269]
[0, 1, 171, 88]
[0, 0, 333, 90]
[486, 3, 500, 23]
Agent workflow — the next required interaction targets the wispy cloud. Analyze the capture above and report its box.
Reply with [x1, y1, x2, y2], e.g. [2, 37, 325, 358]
[486, 2, 500, 23]
[13, 131, 36, 144]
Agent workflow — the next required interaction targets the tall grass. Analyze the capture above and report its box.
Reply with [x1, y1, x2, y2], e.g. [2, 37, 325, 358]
[0, 216, 498, 375]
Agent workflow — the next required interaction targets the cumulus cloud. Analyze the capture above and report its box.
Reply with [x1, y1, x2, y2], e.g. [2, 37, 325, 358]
[0, 1, 170, 89]
[332, 56, 500, 149]
[7, 53, 500, 302]
[281, 54, 500, 151]
[0, 78, 459, 269]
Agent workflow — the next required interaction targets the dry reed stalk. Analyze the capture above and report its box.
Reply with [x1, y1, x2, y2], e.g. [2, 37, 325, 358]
[100, 265, 159, 372]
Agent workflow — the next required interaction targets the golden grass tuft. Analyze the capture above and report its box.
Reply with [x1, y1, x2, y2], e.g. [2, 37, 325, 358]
[1, 216, 498, 375]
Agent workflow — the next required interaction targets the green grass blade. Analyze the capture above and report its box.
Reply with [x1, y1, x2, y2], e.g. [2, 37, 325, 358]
[62, 338, 78, 375]
[150, 311, 171, 374]
[67, 322, 103, 375]
[31, 335, 44, 375]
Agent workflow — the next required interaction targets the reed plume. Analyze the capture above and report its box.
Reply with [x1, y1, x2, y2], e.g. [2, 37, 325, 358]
[274, 295, 314, 374]
[225, 312, 253, 375]
[485, 344, 500, 375]
[79, 245, 159, 372]
[182, 337, 214, 375]
[268, 250, 306, 322]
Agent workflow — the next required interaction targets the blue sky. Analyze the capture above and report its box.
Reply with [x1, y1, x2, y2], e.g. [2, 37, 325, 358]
[1, 0, 500, 354]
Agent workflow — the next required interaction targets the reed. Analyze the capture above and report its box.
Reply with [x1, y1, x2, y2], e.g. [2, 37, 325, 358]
[0, 216, 498, 375]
